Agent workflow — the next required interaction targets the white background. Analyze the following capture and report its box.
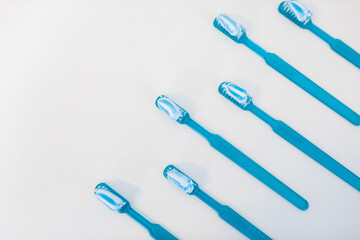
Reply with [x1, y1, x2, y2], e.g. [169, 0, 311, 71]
[1, 0, 359, 239]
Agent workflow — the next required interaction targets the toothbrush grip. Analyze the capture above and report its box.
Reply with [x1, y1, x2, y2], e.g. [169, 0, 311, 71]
[148, 224, 178, 240]
[127, 209, 177, 240]
[271, 120, 360, 191]
[218, 205, 271, 240]
[329, 39, 360, 69]
[264, 53, 360, 125]
[208, 134, 308, 210]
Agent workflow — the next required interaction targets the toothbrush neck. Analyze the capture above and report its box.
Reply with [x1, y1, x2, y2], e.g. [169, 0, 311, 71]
[126, 208, 152, 230]
[248, 104, 277, 126]
[185, 118, 213, 140]
[242, 36, 268, 58]
[193, 188, 223, 212]
[308, 23, 334, 43]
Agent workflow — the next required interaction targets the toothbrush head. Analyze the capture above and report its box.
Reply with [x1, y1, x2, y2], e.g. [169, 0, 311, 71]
[164, 165, 198, 194]
[155, 95, 189, 124]
[218, 82, 253, 110]
[278, 0, 312, 28]
[94, 183, 129, 213]
[213, 14, 246, 43]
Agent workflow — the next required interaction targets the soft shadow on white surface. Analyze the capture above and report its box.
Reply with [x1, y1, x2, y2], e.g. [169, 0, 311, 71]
[108, 179, 140, 203]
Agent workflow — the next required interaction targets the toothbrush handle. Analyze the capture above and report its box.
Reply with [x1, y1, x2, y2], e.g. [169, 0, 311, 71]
[250, 105, 360, 190]
[308, 24, 360, 69]
[263, 52, 360, 126]
[127, 209, 178, 240]
[207, 134, 308, 210]
[148, 224, 178, 240]
[329, 39, 360, 69]
[270, 120, 360, 191]
[218, 205, 272, 240]
[195, 189, 271, 240]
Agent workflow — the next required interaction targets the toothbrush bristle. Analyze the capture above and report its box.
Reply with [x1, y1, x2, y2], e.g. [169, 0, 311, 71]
[155, 95, 189, 123]
[213, 14, 245, 43]
[164, 165, 197, 194]
[218, 82, 253, 110]
[278, 1, 312, 28]
[94, 183, 129, 212]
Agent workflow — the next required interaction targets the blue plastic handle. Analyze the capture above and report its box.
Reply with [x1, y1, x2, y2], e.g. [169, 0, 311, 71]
[186, 118, 309, 210]
[329, 39, 360, 69]
[249, 105, 360, 191]
[308, 24, 360, 69]
[264, 52, 360, 125]
[195, 188, 272, 240]
[127, 208, 178, 240]
[242, 37, 360, 126]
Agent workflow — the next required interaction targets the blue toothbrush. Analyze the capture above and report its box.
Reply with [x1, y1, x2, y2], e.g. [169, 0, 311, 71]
[279, 0, 360, 69]
[219, 82, 360, 191]
[213, 13, 360, 126]
[164, 165, 272, 240]
[156, 95, 308, 210]
[94, 183, 178, 240]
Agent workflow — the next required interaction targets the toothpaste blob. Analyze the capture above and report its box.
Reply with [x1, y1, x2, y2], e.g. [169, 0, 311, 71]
[94, 183, 128, 211]
[279, 0, 312, 26]
[155, 95, 188, 123]
[219, 82, 253, 109]
[164, 165, 197, 194]
[213, 14, 245, 43]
